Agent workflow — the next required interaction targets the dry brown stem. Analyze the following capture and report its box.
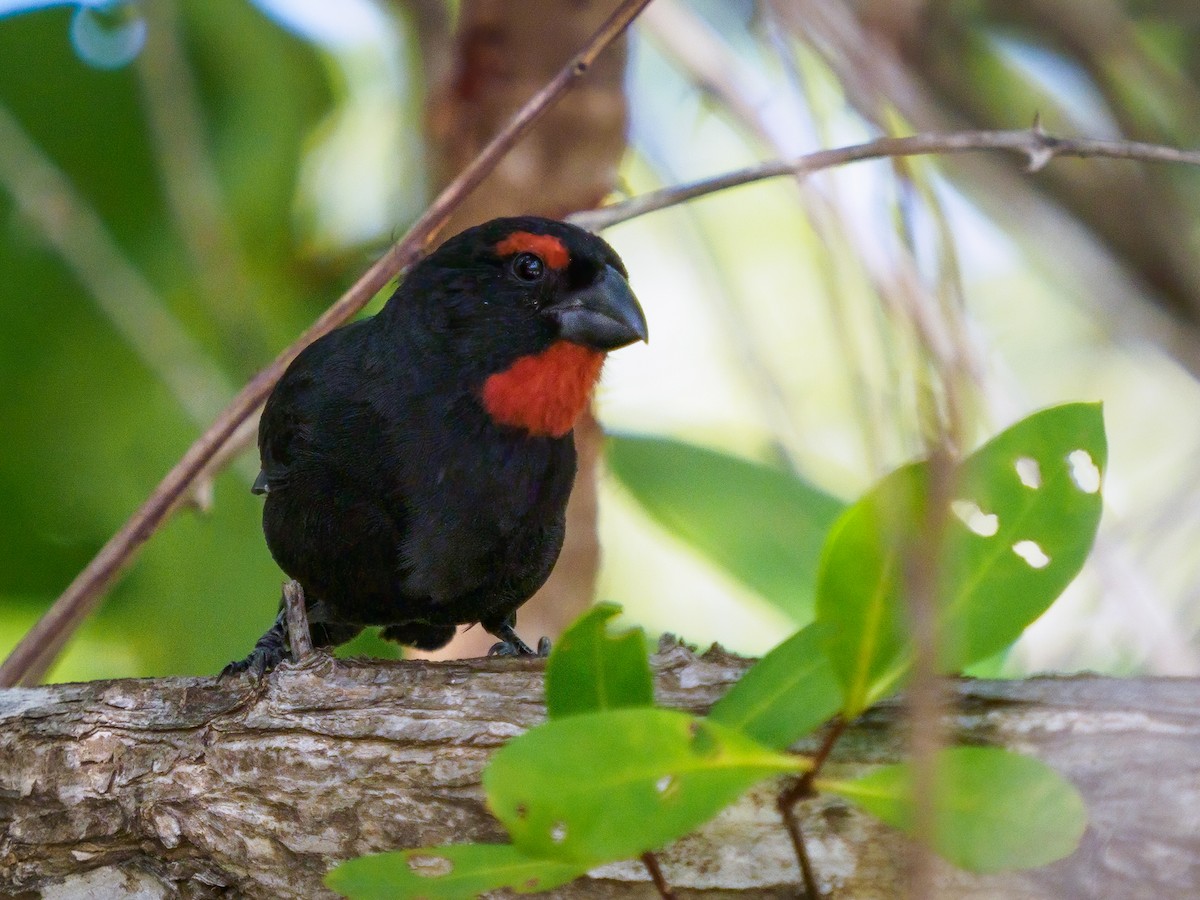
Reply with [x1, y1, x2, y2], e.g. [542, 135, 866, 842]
[569, 123, 1200, 233]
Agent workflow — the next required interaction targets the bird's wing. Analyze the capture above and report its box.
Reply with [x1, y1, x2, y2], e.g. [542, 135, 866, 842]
[254, 321, 373, 496]
[254, 367, 317, 495]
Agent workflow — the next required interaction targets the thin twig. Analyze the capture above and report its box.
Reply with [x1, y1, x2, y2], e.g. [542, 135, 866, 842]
[893, 161, 974, 898]
[568, 125, 1200, 232]
[776, 717, 847, 900]
[893, 132, 982, 877]
[182, 410, 262, 514]
[0, 0, 654, 688]
[640, 851, 675, 899]
[780, 716, 847, 806]
[779, 801, 822, 900]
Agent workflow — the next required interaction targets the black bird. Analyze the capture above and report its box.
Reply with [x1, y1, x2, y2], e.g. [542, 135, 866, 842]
[225, 217, 647, 675]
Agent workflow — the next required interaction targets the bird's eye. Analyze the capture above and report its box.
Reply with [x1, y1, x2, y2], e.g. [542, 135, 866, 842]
[511, 252, 545, 282]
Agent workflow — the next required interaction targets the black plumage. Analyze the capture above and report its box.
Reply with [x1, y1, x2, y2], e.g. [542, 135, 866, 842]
[226, 217, 647, 675]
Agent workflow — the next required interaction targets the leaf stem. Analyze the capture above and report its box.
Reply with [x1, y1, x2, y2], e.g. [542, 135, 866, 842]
[641, 851, 675, 899]
[776, 716, 848, 899]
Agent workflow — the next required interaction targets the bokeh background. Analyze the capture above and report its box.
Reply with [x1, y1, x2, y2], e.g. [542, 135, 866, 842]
[3, 0, 1200, 682]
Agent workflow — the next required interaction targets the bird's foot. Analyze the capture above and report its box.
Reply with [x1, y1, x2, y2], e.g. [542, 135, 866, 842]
[487, 639, 530, 657]
[221, 610, 289, 679]
[487, 634, 552, 658]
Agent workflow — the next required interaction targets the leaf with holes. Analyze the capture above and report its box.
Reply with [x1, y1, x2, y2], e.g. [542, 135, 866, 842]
[819, 746, 1087, 872]
[708, 622, 842, 749]
[607, 435, 846, 622]
[324, 844, 586, 899]
[484, 708, 805, 865]
[817, 403, 1106, 716]
[938, 402, 1105, 669]
[545, 603, 653, 719]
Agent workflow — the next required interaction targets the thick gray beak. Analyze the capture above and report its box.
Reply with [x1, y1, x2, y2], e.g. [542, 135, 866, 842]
[549, 264, 648, 351]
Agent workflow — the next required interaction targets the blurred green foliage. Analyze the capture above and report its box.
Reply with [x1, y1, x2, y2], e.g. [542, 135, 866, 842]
[0, 3, 357, 680]
[819, 746, 1088, 874]
[606, 434, 844, 624]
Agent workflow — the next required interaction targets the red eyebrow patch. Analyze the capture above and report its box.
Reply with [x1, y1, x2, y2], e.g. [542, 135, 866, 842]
[495, 231, 570, 269]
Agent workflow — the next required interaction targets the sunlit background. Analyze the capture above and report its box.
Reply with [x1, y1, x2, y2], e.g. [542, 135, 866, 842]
[3, 0, 1200, 681]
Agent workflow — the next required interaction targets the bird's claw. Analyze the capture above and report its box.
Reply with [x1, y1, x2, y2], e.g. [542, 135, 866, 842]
[488, 638, 532, 657]
[220, 610, 289, 679]
[220, 645, 287, 679]
[486, 635, 552, 657]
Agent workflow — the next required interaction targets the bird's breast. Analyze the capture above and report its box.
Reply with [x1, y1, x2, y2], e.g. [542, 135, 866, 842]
[396, 432, 575, 603]
[480, 341, 605, 438]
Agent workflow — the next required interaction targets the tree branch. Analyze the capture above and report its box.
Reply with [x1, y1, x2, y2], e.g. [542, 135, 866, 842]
[568, 124, 1200, 232]
[0, 0, 655, 689]
[1, 647, 1195, 897]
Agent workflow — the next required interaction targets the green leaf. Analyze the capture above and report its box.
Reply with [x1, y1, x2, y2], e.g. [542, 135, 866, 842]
[820, 746, 1087, 873]
[325, 844, 586, 899]
[708, 623, 842, 749]
[545, 603, 653, 719]
[939, 402, 1106, 668]
[816, 463, 926, 716]
[484, 708, 804, 865]
[817, 404, 1106, 716]
[607, 435, 846, 621]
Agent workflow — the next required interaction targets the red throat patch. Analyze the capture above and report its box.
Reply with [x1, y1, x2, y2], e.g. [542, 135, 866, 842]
[482, 342, 605, 437]
[494, 231, 570, 269]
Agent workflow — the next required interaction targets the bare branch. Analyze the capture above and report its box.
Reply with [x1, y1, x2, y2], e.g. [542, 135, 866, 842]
[569, 127, 1200, 232]
[0, 0, 655, 689]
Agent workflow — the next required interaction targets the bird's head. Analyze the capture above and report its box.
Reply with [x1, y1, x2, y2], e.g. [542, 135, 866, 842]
[391, 216, 648, 438]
